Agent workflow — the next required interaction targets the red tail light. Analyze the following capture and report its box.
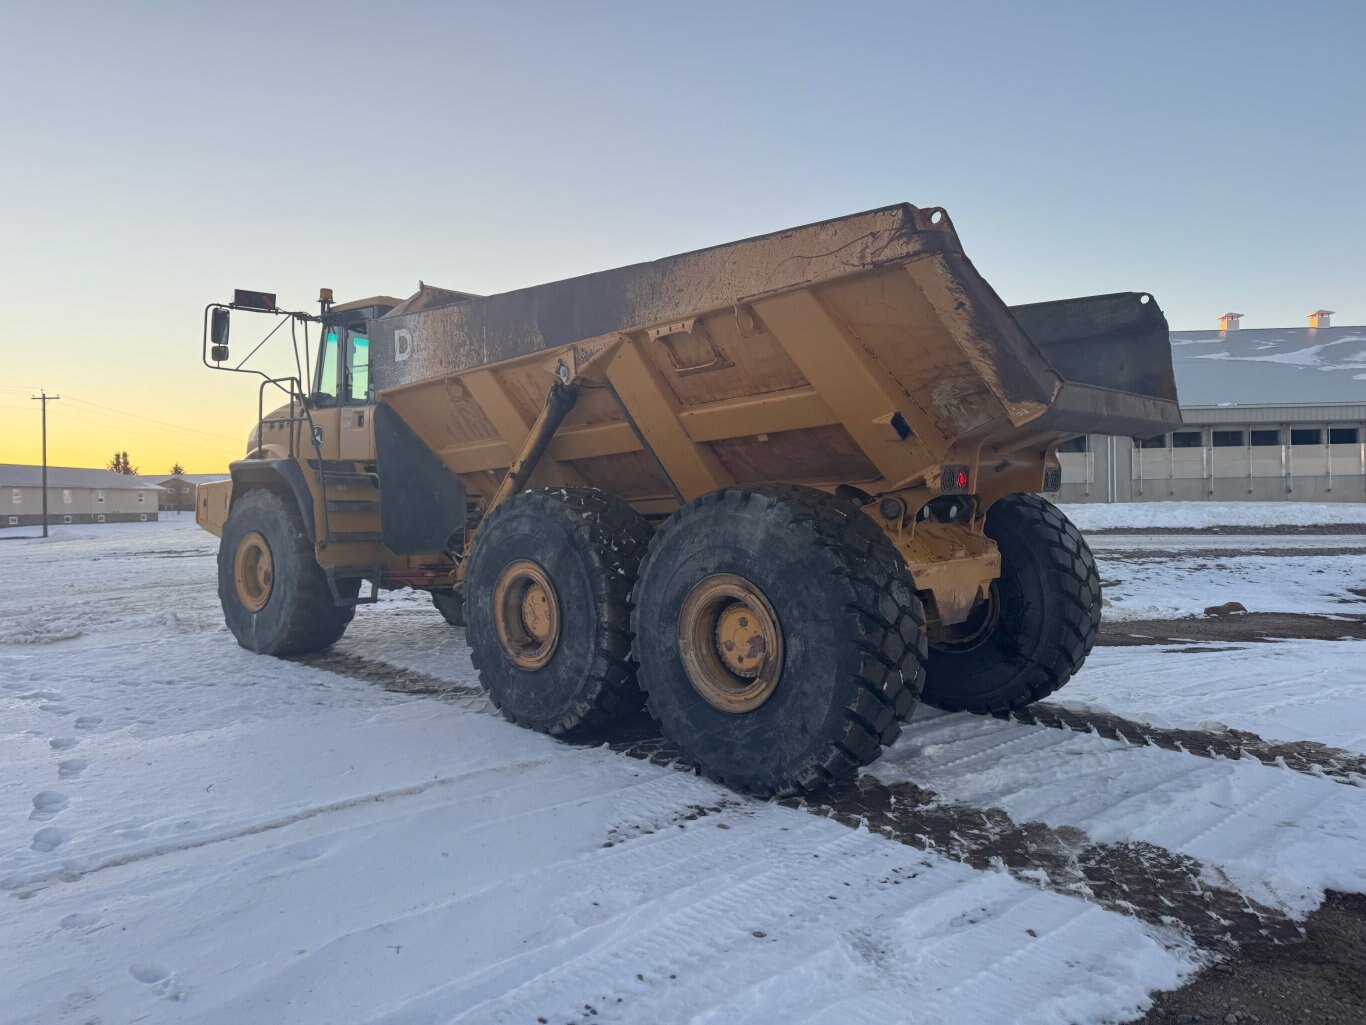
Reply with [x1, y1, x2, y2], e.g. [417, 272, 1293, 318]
[940, 466, 970, 493]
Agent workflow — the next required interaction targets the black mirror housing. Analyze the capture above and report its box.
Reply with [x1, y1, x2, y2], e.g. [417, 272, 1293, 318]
[211, 344, 230, 362]
[210, 307, 230, 346]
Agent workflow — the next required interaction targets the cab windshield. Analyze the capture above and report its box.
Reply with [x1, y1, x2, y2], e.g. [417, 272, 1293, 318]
[313, 329, 340, 404]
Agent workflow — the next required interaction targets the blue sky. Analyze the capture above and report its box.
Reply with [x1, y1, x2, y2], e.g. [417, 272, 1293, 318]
[2, 0, 1363, 468]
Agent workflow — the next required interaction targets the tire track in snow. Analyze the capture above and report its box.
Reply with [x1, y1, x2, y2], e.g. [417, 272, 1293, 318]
[287, 651, 485, 700]
[0, 758, 555, 898]
[1004, 702, 1366, 788]
[299, 653, 1303, 952]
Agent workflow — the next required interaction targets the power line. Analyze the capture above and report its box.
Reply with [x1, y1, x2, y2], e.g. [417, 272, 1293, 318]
[62, 395, 244, 443]
[53, 409, 238, 457]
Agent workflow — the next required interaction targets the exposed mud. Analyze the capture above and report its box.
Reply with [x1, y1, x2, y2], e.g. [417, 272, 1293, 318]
[287, 651, 483, 698]
[1100, 612, 1366, 645]
[791, 777, 1300, 953]
[1004, 703, 1366, 788]
[1138, 890, 1366, 1025]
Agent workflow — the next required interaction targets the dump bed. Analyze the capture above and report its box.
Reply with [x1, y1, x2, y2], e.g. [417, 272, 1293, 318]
[365, 204, 1179, 512]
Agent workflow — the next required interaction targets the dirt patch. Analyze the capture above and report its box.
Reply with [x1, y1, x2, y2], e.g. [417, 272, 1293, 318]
[1005, 703, 1366, 788]
[1138, 890, 1366, 1024]
[287, 651, 483, 698]
[1100, 612, 1366, 645]
[788, 777, 1299, 953]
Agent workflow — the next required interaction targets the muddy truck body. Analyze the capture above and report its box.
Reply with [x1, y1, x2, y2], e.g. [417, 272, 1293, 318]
[197, 203, 1180, 795]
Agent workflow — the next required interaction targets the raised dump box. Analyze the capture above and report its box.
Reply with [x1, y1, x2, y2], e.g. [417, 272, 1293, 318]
[198, 203, 1180, 795]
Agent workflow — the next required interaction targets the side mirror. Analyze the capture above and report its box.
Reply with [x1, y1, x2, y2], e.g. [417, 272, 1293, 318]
[210, 308, 230, 361]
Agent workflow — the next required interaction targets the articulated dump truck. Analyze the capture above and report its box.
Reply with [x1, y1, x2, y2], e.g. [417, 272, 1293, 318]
[197, 203, 1180, 796]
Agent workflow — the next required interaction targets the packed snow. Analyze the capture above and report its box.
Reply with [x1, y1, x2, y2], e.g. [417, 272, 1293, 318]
[1060, 501, 1366, 531]
[2, 517, 1365, 1024]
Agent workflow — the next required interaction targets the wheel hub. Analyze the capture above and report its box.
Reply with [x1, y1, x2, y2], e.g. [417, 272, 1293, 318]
[679, 574, 783, 713]
[493, 560, 561, 670]
[714, 601, 766, 678]
[927, 581, 1002, 653]
[233, 531, 274, 613]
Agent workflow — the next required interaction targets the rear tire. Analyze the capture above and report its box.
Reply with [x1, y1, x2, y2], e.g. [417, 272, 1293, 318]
[465, 488, 653, 736]
[921, 493, 1100, 713]
[632, 485, 926, 797]
[218, 488, 356, 656]
[431, 590, 464, 627]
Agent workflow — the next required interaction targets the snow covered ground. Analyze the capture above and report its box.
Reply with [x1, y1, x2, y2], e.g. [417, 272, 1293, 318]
[1060, 501, 1366, 531]
[2, 518, 1365, 1024]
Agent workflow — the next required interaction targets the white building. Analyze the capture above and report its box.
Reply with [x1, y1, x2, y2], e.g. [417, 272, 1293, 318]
[1, 465, 164, 527]
[1059, 317, 1366, 503]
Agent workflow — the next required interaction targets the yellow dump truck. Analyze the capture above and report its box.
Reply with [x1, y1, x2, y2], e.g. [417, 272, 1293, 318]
[197, 203, 1180, 795]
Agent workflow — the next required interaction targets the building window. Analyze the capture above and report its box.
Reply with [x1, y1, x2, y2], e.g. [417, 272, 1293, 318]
[1250, 429, 1281, 446]
[97, 514, 106, 523]
[62, 515, 72, 524]
[62, 489, 72, 504]
[7, 516, 16, 526]
[140, 513, 147, 522]
[1212, 430, 1246, 448]
[1057, 435, 1088, 453]
[10, 488, 19, 504]
[1137, 434, 1167, 448]
[1329, 427, 1360, 444]
[96, 489, 105, 503]
[1291, 428, 1323, 446]
[1172, 431, 1202, 448]
[138, 492, 145, 503]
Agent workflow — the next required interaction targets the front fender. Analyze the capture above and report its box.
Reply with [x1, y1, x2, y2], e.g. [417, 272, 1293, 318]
[222, 459, 319, 542]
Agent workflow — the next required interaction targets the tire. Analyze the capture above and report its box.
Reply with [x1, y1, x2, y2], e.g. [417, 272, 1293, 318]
[465, 488, 653, 736]
[218, 488, 357, 656]
[631, 485, 926, 797]
[921, 492, 1101, 714]
[431, 590, 464, 627]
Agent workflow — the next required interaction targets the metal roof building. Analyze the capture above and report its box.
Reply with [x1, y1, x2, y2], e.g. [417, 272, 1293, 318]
[1060, 318, 1366, 503]
[150, 473, 229, 512]
[1, 464, 163, 527]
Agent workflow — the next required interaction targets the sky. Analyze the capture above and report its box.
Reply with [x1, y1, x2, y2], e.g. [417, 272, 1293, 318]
[2, 0, 1363, 472]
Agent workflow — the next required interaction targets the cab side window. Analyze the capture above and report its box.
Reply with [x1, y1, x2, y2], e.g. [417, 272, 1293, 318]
[346, 332, 370, 403]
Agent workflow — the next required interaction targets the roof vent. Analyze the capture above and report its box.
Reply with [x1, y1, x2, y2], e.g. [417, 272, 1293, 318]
[1218, 312, 1244, 331]
[1308, 309, 1334, 329]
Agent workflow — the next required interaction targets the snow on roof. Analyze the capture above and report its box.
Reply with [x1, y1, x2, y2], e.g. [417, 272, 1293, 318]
[153, 474, 229, 486]
[0, 465, 165, 490]
[1168, 324, 1366, 406]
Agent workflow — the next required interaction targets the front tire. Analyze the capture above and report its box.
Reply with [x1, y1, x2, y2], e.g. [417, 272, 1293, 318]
[464, 488, 653, 736]
[218, 488, 356, 656]
[920, 493, 1101, 714]
[632, 486, 926, 797]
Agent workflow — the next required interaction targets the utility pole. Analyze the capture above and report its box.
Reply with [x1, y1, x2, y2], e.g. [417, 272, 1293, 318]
[30, 392, 60, 538]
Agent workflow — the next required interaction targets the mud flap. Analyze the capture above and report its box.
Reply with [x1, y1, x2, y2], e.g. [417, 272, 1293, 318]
[373, 402, 467, 555]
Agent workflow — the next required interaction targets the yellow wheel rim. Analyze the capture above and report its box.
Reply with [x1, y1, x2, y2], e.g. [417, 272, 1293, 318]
[492, 560, 561, 669]
[234, 531, 274, 613]
[678, 574, 783, 713]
